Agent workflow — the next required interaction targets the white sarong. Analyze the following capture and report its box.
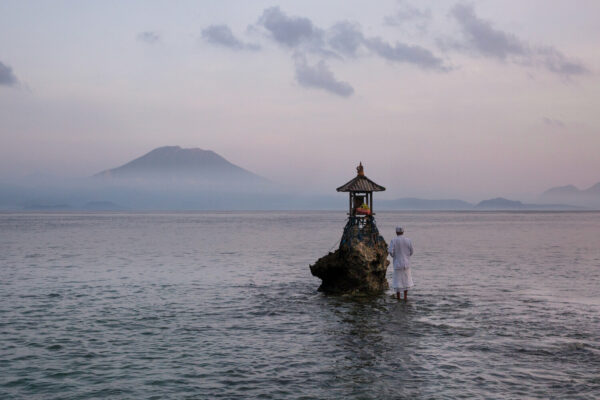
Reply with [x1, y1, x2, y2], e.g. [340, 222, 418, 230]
[392, 267, 414, 291]
[388, 236, 414, 292]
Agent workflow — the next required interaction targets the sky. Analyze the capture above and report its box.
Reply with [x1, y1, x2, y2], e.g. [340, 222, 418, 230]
[0, 0, 599, 201]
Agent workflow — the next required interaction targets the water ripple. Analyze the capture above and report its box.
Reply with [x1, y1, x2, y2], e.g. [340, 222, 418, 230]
[0, 211, 599, 399]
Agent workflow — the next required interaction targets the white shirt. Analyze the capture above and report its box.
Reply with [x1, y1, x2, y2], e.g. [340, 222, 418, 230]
[388, 236, 414, 269]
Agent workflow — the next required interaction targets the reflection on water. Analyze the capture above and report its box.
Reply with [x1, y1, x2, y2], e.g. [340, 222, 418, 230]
[0, 211, 599, 399]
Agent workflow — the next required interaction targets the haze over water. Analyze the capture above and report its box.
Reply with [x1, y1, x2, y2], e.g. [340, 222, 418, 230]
[1, 211, 599, 399]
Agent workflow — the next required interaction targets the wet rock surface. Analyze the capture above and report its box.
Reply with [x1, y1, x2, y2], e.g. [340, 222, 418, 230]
[310, 217, 389, 294]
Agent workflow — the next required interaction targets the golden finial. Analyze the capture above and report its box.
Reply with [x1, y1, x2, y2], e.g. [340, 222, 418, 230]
[357, 162, 364, 176]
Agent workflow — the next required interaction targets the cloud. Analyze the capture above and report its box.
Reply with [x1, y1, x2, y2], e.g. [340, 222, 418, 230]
[449, 3, 588, 77]
[137, 31, 160, 45]
[256, 8, 446, 69]
[210, 7, 448, 96]
[202, 25, 260, 51]
[327, 21, 364, 57]
[450, 4, 525, 59]
[536, 46, 588, 76]
[257, 7, 323, 48]
[293, 54, 354, 97]
[364, 37, 448, 70]
[0, 61, 19, 87]
[543, 117, 565, 128]
[325, 19, 448, 71]
[384, 1, 431, 30]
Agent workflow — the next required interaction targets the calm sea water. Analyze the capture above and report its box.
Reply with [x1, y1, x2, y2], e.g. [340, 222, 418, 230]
[1, 211, 599, 399]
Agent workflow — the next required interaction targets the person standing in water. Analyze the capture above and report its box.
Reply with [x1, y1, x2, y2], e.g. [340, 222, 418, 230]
[388, 226, 414, 301]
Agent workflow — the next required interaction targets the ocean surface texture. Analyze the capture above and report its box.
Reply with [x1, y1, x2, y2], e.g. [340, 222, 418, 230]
[1, 211, 599, 399]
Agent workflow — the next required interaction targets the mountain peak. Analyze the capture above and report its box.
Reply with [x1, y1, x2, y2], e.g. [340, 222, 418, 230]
[148, 145, 182, 153]
[542, 184, 581, 196]
[94, 146, 266, 183]
[539, 181, 600, 208]
[585, 182, 600, 194]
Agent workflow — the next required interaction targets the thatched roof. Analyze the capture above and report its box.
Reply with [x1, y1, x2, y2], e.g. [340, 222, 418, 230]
[337, 163, 385, 192]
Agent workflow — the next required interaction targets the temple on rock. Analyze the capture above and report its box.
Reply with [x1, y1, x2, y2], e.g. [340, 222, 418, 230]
[337, 162, 385, 217]
[310, 163, 390, 294]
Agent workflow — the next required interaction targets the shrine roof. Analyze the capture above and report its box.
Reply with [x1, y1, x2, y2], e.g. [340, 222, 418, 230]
[336, 174, 385, 192]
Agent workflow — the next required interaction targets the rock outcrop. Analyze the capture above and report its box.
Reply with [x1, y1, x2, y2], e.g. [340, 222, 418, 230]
[310, 216, 389, 294]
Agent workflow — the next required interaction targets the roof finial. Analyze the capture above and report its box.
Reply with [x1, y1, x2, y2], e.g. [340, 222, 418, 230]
[357, 162, 364, 176]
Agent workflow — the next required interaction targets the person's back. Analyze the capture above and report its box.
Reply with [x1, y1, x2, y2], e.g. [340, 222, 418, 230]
[389, 236, 413, 269]
[388, 226, 414, 301]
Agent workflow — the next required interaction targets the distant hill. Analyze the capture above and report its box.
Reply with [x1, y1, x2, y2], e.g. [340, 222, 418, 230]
[378, 197, 473, 210]
[476, 197, 582, 210]
[543, 184, 580, 196]
[585, 182, 600, 194]
[378, 197, 581, 211]
[95, 146, 267, 184]
[540, 182, 600, 208]
[477, 197, 524, 209]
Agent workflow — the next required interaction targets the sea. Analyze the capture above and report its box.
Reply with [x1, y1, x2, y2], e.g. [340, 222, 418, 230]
[1, 211, 599, 399]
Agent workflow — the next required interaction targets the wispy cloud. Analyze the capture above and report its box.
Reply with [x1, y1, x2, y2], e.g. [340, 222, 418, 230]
[543, 117, 566, 128]
[447, 3, 588, 77]
[257, 7, 323, 48]
[137, 31, 161, 45]
[536, 46, 588, 76]
[449, 4, 525, 59]
[202, 6, 600, 96]
[255, 7, 448, 70]
[384, 0, 432, 32]
[0, 61, 19, 87]
[327, 21, 364, 57]
[293, 54, 353, 97]
[365, 36, 448, 71]
[252, 7, 448, 96]
[202, 25, 260, 51]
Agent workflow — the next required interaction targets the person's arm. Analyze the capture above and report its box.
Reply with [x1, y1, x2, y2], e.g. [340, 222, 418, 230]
[388, 239, 395, 257]
[409, 240, 413, 257]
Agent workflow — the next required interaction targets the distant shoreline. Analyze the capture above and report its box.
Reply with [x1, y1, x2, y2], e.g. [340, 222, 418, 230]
[1, 209, 599, 214]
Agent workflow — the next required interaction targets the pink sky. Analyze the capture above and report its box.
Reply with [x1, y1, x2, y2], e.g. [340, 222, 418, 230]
[1, 0, 599, 201]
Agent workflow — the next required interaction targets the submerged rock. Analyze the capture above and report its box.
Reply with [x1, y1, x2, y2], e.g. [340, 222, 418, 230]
[310, 216, 389, 294]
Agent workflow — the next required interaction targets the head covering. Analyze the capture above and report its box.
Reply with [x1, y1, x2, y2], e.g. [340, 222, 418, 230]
[396, 226, 404, 234]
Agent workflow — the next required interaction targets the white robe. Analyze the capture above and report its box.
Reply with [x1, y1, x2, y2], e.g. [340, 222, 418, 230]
[388, 236, 414, 291]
